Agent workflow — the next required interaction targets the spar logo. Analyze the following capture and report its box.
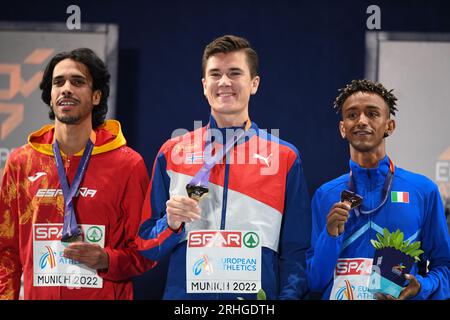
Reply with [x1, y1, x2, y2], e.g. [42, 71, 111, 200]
[86, 226, 103, 243]
[35, 225, 63, 241]
[34, 225, 84, 242]
[335, 280, 356, 300]
[188, 231, 241, 248]
[335, 259, 372, 276]
[39, 245, 57, 270]
[243, 232, 259, 248]
[192, 254, 213, 276]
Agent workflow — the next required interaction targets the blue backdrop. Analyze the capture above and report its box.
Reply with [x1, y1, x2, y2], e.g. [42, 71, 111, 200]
[2, 0, 450, 299]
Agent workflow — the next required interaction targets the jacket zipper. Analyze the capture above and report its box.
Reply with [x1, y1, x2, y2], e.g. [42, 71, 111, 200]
[65, 156, 71, 170]
[220, 150, 230, 230]
[367, 169, 372, 253]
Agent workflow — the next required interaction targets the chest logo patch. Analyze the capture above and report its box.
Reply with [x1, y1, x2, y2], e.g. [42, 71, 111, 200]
[391, 191, 409, 203]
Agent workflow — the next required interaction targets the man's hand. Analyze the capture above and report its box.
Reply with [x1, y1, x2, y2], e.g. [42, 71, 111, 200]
[326, 201, 351, 237]
[166, 195, 201, 231]
[375, 273, 421, 300]
[63, 242, 109, 270]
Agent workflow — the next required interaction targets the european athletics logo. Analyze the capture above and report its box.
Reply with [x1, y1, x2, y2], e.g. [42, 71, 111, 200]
[39, 245, 56, 269]
[335, 280, 356, 300]
[192, 255, 213, 276]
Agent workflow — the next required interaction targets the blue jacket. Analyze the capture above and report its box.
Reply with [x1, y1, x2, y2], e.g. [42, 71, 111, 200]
[137, 116, 311, 299]
[307, 156, 450, 299]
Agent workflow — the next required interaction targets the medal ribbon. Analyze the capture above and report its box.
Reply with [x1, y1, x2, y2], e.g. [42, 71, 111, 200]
[188, 121, 250, 188]
[348, 158, 395, 217]
[53, 138, 94, 241]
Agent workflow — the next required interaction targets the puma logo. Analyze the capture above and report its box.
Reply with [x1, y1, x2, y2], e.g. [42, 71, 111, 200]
[28, 172, 47, 182]
[253, 153, 272, 167]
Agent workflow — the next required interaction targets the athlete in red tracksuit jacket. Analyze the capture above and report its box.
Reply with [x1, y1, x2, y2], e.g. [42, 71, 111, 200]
[0, 48, 155, 299]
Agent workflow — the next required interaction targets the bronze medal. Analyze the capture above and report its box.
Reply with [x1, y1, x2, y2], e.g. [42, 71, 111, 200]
[61, 233, 83, 243]
[186, 184, 209, 202]
[340, 190, 363, 208]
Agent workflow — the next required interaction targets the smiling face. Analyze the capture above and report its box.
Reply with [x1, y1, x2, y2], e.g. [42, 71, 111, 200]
[339, 91, 395, 156]
[50, 58, 101, 126]
[202, 50, 260, 127]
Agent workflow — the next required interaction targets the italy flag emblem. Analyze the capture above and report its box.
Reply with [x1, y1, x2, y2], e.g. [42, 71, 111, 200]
[391, 191, 409, 203]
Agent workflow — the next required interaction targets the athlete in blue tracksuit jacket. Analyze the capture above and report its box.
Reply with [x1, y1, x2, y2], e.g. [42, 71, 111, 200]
[307, 79, 450, 300]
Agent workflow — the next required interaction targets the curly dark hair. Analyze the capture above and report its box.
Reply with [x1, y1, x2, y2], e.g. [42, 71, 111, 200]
[40, 48, 110, 128]
[202, 34, 259, 78]
[333, 79, 398, 116]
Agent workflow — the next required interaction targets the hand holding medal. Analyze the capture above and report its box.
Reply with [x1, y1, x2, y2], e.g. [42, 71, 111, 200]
[340, 190, 363, 209]
[172, 122, 248, 231]
[166, 195, 201, 231]
[326, 190, 363, 237]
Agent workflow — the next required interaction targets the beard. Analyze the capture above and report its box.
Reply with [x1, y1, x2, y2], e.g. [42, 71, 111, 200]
[55, 114, 82, 125]
[348, 137, 384, 153]
[53, 103, 93, 125]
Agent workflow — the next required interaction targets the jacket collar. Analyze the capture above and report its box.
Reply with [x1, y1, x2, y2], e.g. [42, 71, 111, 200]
[28, 119, 126, 156]
[207, 114, 258, 144]
[349, 155, 391, 188]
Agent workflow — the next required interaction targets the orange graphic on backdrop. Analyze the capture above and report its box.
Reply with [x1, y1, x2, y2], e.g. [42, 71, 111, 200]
[0, 48, 54, 140]
[438, 147, 450, 161]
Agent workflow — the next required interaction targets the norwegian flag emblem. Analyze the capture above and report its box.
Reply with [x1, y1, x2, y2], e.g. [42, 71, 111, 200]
[185, 152, 204, 164]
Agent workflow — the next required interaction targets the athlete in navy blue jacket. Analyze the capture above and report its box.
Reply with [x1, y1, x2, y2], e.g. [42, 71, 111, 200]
[307, 79, 450, 300]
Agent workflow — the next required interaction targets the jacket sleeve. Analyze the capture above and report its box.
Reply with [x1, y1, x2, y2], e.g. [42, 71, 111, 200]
[306, 188, 344, 295]
[0, 157, 22, 299]
[278, 153, 311, 300]
[136, 149, 185, 261]
[97, 157, 157, 282]
[413, 184, 450, 300]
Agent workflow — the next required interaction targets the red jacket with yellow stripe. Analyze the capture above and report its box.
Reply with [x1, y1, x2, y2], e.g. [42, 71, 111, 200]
[136, 116, 311, 299]
[0, 120, 155, 300]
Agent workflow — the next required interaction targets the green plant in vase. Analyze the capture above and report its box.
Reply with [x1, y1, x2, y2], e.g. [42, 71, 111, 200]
[369, 228, 423, 298]
[370, 228, 424, 262]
